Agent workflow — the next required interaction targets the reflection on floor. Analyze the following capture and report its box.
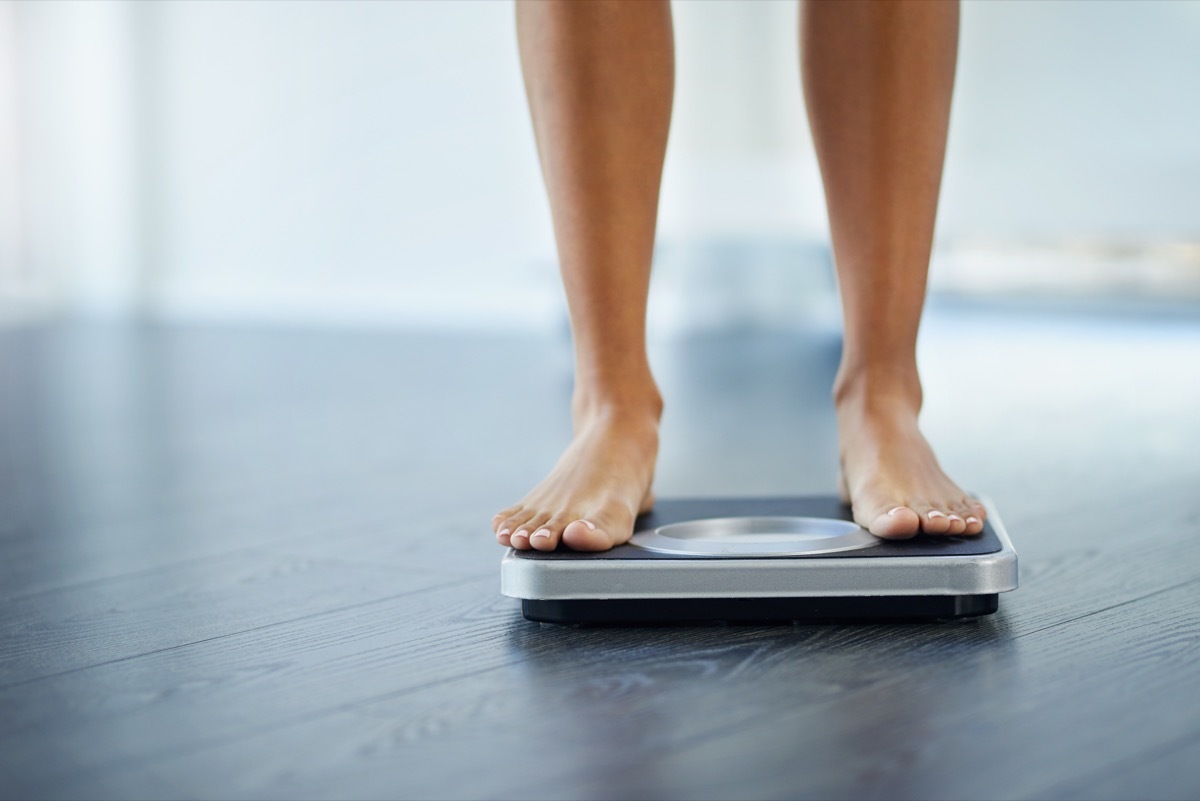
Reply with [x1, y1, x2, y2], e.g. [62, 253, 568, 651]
[1, 300, 1198, 800]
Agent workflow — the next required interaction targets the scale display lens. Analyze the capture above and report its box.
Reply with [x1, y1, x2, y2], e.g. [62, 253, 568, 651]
[630, 516, 878, 557]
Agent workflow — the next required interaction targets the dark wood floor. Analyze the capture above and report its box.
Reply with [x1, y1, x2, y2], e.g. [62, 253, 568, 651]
[1, 301, 1198, 800]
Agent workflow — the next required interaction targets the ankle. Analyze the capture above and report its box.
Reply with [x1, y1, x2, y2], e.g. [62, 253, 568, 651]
[833, 363, 923, 415]
[572, 383, 663, 428]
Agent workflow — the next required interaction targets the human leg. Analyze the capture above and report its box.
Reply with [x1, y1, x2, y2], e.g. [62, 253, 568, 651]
[493, 0, 673, 552]
[801, 0, 985, 538]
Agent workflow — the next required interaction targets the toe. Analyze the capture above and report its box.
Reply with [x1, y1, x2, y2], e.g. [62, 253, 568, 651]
[944, 513, 967, 535]
[511, 513, 551, 551]
[509, 528, 532, 550]
[561, 518, 613, 552]
[865, 505, 922, 539]
[492, 506, 521, 532]
[962, 500, 987, 535]
[500, 508, 533, 532]
[921, 508, 953, 535]
[529, 516, 567, 552]
[496, 510, 534, 548]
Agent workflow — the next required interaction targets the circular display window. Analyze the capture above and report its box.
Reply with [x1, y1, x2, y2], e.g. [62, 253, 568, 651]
[630, 516, 876, 557]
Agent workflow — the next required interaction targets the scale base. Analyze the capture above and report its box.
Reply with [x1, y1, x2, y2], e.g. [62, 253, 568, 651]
[523, 593, 999, 626]
[502, 496, 1017, 626]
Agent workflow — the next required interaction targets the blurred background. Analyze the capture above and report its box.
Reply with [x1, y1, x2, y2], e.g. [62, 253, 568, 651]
[2, 0, 1199, 333]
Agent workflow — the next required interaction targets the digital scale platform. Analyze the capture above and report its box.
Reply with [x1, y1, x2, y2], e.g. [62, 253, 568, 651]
[501, 496, 1017, 625]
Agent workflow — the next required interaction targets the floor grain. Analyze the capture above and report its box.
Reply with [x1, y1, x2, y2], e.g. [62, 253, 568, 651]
[1, 304, 1198, 800]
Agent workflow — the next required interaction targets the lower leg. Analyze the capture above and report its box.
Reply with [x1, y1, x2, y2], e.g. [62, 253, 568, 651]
[493, 0, 673, 552]
[802, 0, 984, 537]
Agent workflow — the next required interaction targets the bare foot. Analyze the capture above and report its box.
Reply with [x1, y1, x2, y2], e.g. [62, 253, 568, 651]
[492, 402, 660, 552]
[836, 380, 986, 540]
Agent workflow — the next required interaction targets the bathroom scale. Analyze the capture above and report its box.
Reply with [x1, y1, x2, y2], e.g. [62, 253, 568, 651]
[500, 495, 1017, 625]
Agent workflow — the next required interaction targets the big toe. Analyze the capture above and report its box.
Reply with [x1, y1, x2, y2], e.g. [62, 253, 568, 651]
[865, 505, 922, 540]
[561, 519, 613, 552]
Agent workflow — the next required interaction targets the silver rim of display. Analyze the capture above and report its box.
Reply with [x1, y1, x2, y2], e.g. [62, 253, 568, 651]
[629, 516, 878, 557]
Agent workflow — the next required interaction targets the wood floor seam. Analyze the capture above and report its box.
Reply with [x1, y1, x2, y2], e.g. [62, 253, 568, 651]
[1024, 729, 1200, 800]
[1009, 576, 1200, 642]
[0, 547, 270, 605]
[0, 575, 484, 692]
[37, 659, 540, 786]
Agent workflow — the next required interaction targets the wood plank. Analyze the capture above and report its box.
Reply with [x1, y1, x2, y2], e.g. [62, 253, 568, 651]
[589, 580, 1199, 801]
[2, 516, 1196, 797]
[3, 311, 1200, 800]
[0, 550, 450, 685]
[30, 570, 1200, 801]
[1047, 733, 1200, 801]
[0, 324, 572, 598]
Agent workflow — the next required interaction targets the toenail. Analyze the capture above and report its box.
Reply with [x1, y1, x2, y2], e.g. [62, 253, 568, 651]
[966, 516, 979, 525]
[948, 515, 963, 522]
[497, 529, 510, 538]
[583, 520, 596, 530]
[928, 510, 945, 519]
[513, 530, 529, 540]
[888, 507, 905, 516]
[531, 529, 551, 540]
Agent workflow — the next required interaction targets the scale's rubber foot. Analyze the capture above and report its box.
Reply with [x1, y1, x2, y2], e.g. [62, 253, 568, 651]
[522, 594, 999, 626]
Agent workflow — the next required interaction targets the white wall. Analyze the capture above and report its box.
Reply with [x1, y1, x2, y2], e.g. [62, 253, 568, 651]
[144, 1, 558, 327]
[3, 0, 1199, 328]
[945, 0, 1200, 240]
[0, 2, 31, 312]
[11, 1, 144, 317]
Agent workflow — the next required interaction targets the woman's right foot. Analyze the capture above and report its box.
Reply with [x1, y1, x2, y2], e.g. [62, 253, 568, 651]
[492, 398, 661, 552]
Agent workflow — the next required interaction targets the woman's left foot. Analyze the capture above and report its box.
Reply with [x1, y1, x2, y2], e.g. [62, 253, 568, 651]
[836, 379, 986, 539]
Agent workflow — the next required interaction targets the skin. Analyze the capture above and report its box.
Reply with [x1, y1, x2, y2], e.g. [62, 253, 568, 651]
[494, 0, 985, 552]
